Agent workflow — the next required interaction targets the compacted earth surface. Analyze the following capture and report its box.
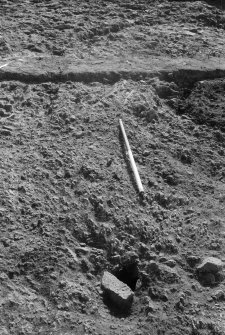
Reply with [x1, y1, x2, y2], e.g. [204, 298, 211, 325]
[1, 1, 225, 334]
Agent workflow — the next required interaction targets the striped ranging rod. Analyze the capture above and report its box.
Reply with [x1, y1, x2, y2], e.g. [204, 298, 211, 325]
[119, 119, 144, 195]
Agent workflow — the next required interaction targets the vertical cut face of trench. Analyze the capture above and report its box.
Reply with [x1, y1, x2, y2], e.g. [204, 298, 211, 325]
[114, 263, 139, 291]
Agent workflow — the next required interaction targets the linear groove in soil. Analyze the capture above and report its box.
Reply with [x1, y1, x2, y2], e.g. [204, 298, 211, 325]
[1, 57, 225, 87]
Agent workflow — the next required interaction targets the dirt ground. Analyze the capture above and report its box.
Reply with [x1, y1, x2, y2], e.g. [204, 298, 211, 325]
[1, 1, 225, 334]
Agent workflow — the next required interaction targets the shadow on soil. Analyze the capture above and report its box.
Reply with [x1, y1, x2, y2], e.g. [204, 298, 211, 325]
[102, 293, 132, 318]
[204, 0, 225, 11]
[114, 263, 139, 291]
[168, 0, 224, 11]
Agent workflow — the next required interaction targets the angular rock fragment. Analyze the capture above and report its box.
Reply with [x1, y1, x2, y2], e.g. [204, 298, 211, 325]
[101, 271, 134, 309]
[212, 289, 225, 301]
[0, 129, 11, 136]
[197, 257, 224, 286]
[186, 255, 201, 267]
[142, 296, 156, 314]
[165, 259, 176, 268]
[197, 257, 223, 273]
[159, 264, 180, 283]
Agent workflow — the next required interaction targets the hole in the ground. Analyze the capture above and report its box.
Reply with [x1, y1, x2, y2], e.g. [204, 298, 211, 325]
[114, 263, 139, 291]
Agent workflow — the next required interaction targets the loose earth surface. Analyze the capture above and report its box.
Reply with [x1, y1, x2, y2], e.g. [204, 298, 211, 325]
[1, 1, 225, 334]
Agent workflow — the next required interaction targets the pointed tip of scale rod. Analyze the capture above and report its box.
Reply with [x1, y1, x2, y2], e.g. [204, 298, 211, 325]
[139, 191, 147, 205]
[139, 190, 145, 198]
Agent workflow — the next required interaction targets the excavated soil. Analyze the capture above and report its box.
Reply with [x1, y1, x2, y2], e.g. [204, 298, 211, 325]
[1, 1, 225, 335]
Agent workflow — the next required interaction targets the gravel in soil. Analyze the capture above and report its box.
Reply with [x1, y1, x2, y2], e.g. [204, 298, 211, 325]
[1, 0, 225, 61]
[178, 78, 225, 132]
[1, 1, 225, 335]
[0, 78, 225, 334]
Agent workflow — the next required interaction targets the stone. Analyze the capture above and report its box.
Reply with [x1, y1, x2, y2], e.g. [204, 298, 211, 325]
[101, 271, 134, 309]
[165, 259, 176, 268]
[186, 255, 201, 267]
[0, 327, 9, 335]
[0, 108, 6, 117]
[143, 150, 150, 157]
[197, 257, 223, 273]
[0, 129, 11, 136]
[147, 260, 159, 273]
[74, 130, 84, 138]
[159, 264, 180, 283]
[0, 273, 8, 281]
[148, 286, 168, 301]
[4, 104, 12, 113]
[212, 289, 225, 301]
[64, 170, 72, 178]
[145, 298, 156, 313]
[142, 296, 156, 314]
[159, 256, 167, 263]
